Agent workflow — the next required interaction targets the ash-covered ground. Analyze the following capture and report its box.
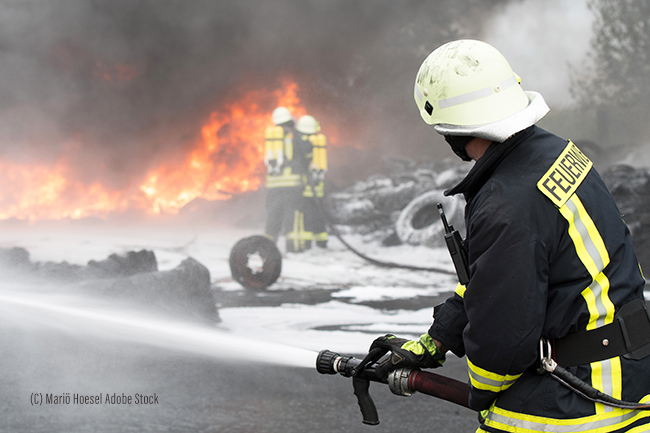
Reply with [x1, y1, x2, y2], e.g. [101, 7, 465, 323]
[0, 220, 478, 433]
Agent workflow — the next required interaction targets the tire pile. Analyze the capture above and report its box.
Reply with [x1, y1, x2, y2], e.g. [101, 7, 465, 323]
[602, 164, 650, 276]
[326, 156, 469, 246]
[326, 158, 650, 269]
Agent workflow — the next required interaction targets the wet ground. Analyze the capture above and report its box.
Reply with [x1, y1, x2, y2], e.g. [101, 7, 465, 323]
[1, 286, 479, 433]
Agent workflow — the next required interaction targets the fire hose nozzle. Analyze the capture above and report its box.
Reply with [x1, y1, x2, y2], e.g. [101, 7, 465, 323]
[316, 349, 341, 375]
[316, 349, 363, 377]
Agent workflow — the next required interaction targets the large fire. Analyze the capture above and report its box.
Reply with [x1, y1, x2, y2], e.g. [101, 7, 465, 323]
[0, 81, 308, 221]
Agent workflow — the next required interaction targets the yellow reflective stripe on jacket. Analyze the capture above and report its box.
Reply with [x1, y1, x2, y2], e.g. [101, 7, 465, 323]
[455, 283, 466, 298]
[266, 173, 302, 188]
[558, 194, 620, 412]
[482, 395, 650, 433]
[467, 358, 521, 393]
[559, 196, 615, 328]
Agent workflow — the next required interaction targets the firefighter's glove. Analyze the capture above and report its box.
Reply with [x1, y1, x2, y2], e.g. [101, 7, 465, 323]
[370, 333, 445, 379]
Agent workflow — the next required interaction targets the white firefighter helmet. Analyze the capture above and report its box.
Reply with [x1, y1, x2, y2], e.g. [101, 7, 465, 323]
[272, 106, 293, 126]
[413, 39, 549, 142]
[296, 115, 319, 134]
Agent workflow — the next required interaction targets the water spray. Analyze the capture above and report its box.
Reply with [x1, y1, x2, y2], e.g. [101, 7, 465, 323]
[0, 289, 316, 369]
[316, 349, 469, 425]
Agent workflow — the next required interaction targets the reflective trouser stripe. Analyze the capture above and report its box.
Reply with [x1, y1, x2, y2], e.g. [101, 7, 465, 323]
[286, 211, 311, 250]
[467, 358, 521, 393]
[303, 181, 324, 197]
[559, 195, 620, 412]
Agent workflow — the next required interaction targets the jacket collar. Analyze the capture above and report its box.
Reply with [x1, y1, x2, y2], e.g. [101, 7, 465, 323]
[444, 126, 536, 200]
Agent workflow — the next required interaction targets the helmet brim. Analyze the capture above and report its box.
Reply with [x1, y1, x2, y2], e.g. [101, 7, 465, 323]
[433, 91, 550, 143]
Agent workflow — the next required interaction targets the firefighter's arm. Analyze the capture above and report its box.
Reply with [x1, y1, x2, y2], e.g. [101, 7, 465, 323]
[462, 201, 548, 411]
[429, 287, 468, 358]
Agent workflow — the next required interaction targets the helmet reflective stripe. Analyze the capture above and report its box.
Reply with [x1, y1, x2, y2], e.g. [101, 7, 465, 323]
[438, 74, 519, 109]
[414, 81, 424, 102]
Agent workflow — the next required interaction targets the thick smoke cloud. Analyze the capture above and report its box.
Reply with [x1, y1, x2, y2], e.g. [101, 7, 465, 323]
[0, 0, 520, 189]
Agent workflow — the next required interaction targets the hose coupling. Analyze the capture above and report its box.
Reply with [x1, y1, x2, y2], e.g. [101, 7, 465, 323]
[388, 368, 416, 397]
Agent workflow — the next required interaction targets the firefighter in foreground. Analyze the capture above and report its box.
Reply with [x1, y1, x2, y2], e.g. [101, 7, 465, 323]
[369, 40, 649, 432]
[296, 114, 328, 249]
[263, 107, 312, 252]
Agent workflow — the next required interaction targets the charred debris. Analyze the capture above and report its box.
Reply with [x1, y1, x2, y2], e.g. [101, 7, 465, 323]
[0, 248, 219, 324]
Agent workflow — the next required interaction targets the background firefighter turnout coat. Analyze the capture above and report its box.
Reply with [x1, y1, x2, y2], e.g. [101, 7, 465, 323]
[263, 124, 313, 245]
[429, 126, 648, 432]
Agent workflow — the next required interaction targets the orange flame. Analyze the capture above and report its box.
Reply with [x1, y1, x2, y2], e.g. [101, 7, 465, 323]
[139, 81, 307, 214]
[0, 81, 308, 220]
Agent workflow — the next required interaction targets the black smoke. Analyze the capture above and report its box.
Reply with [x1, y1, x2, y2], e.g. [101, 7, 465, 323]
[0, 0, 516, 189]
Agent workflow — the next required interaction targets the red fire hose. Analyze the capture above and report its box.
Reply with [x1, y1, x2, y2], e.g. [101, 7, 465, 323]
[409, 369, 469, 408]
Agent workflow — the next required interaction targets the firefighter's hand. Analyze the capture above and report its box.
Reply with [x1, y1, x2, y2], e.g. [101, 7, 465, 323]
[370, 333, 445, 378]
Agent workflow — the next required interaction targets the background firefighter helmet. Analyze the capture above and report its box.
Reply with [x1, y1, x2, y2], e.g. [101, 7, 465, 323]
[296, 115, 319, 134]
[272, 106, 293, 126]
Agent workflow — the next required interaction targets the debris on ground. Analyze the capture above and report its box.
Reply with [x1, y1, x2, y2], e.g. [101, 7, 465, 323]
[0, 248, 219, 323]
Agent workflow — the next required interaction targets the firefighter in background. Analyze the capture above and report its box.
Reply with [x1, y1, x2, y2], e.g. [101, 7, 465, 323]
[367, 40, 649, 432]
[296, 115, 328, 249]
[263, 106, 308, 251]
[278, 114, 314, 252]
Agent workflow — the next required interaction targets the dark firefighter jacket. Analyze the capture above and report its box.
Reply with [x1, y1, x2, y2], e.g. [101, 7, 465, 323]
[428, 125, 648, 432]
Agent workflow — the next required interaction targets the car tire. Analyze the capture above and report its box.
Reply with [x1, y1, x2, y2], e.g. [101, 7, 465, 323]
[229, 235, 282, 290]
[395, 190, 464, 247]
